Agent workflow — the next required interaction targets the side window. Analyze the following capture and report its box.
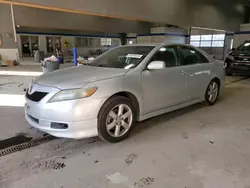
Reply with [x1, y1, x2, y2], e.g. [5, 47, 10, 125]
[150, 46, 178, 67]
[179, 46, 209, 66]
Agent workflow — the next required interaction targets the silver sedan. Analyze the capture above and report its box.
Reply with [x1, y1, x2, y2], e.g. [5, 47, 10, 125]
[25, 43, 225, 142]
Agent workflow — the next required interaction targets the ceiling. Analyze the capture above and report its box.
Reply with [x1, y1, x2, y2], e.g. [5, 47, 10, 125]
[0, 0, 246, 31]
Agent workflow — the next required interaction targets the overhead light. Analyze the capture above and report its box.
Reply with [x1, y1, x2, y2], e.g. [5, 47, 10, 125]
[16, 25, 20, 28]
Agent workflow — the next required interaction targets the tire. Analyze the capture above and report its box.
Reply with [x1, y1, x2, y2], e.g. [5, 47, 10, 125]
[97, 96, 136, 143]
[205, 79, 220, 106]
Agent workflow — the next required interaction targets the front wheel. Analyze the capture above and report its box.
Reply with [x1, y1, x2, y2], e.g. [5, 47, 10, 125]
[205, 79, 220, 105]
[97, 96, 135, 143]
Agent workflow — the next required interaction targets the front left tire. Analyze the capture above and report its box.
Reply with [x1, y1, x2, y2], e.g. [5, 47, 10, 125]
[97, 96, 136, 143]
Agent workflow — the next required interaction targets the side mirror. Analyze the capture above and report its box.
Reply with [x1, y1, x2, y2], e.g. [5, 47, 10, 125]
[147, 61, 166, 70]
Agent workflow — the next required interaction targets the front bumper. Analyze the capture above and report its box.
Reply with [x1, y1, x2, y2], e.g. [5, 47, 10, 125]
[225, 60, 250, 75]
[25, 112, 98, 139]
[24, 83, 107, 139]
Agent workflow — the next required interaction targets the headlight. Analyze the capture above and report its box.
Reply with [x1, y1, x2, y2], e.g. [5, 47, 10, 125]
[227, 55, 234, 60]
[49, 87, 98, 102]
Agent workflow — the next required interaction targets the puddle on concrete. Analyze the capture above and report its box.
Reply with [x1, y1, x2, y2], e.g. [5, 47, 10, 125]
[0, 135, 32, 150]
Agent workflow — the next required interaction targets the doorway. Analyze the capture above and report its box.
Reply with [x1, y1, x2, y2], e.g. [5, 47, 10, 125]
[46, 37, 61, 55]
[20, 36, 39, 57]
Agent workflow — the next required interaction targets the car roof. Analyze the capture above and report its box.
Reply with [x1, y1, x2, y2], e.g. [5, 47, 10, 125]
[123, 43, 193, 48]
[123, 43, 157, 47]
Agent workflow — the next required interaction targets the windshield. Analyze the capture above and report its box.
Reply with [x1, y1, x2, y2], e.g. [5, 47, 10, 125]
[237, 42, 250, 51]
[89, 46, 154, 69]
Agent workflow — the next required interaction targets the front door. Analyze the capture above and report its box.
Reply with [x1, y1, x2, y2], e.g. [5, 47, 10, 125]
[142, 45, 187, 114]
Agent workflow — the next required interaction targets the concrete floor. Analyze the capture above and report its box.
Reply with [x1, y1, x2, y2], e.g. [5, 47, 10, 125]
[1, 65, 250, 188]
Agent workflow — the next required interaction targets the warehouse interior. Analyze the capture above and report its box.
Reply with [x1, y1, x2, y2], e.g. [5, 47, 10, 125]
[1, 0, 250, 63]
[1, 0, 250, 187]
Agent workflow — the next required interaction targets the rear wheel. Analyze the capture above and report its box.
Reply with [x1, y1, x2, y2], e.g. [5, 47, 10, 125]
[205, 79, 220, 105]
[97, 96, 135, 143]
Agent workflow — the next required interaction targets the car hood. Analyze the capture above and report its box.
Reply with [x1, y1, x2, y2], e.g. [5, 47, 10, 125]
[35, 65, 128, 89]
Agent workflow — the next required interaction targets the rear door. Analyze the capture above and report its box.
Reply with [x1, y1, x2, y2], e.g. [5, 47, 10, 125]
[178, 45, 211, 100]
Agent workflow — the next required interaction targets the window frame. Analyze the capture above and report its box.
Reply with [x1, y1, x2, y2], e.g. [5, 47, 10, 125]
[177, 45, 209, 67]
[145, 45, 180, 70]
[101, 38, 112, 47]
[75, 37, 93, 48]
[190, 34, 225, 48]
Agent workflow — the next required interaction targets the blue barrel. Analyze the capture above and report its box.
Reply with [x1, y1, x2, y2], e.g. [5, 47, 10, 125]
[58, 57, 64, 64]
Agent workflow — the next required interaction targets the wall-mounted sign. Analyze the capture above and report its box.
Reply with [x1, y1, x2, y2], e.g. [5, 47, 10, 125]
[64, 40, 71, 48]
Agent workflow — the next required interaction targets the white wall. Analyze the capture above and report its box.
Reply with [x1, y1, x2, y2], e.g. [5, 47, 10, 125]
[0, 49, 19, 62]
[0, 4, 17, 49]
[137, 36, 152, 44]
[39, 35, 47, 54]
[224, 35, 234, 58]
[233, 35, 246, 48]
[137, 35, 187, 44]
[233, 24, 250, 48]
[0, 4, 19, 63]
[137, 27, 188, 44]
[239, 23, 250, 31]
[151, 27, 187, 35]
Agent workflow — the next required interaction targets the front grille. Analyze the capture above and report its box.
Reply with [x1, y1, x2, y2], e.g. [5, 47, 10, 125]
[26, 91, 48, 102]
[27, 114, 39, 124]
[234, 56, 250, 61]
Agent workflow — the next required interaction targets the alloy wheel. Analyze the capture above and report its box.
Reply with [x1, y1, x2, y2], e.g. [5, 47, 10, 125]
[106, 104, 133, 138]
[207, 81, 218, 103]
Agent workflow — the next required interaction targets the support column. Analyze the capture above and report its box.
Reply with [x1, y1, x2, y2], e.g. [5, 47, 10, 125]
[0, 4, 19, 63]
[244, 6, 250, 24]
[120, 33, 127, 45]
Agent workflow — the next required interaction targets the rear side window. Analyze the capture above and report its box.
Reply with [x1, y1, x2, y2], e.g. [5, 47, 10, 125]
[179, 46, 209, 66]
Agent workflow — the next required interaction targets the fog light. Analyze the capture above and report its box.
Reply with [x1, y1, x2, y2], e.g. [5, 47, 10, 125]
[51, 122, 68, 129]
